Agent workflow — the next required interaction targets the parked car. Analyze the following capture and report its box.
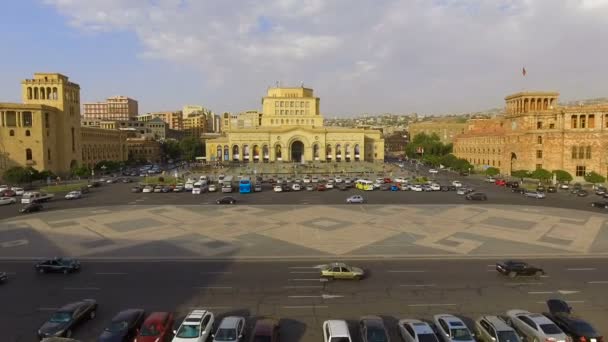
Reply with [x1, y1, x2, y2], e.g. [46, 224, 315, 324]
[591, 201, 608, 209]
[326, 182, 334, 189]
[511, 188, 526, 194]
[465, 192, 488, 201]
[172, 309, 214, 342]
[317, 184, 326, 191]
[411, 185, 423, 192]
[254, 183, 262, 192]
[547, 186, 557, 193]
[524, 191, 546, 199]
[273, 185, 282, 193]
[0, 196, 17, 205]
[174, 184, 185, 192]
[433, 314, 475, 342]
[161, 186, 173, 193]
[430, 183, 441, 191]
[323, 320, 352, 342]
[98, 309, 146, 342]
[496, 260, 544, 278]
[131, 186, 142, 193]
[346, 195, 364, 204]
[452, 181, 463, 187]
[543, 299, 603, 342]
[212, 316, 246, 342]
[250, 319, 280, 342]
[37, 299, 97, 339]
[135, 311, 174, 342]
[474, 315, 521, 342]
[35, 257, 81, 274]
[12, 187, 25, 196]
[506, 181, 519, 188]
[559, 183, 570, 190]
[505, 310, 568, 342]
[306, 184, 315, 191]
[536, 185, 546, 192]
[360, 316, 390, 342]
[320, 262, 365, 280]
[216, 197, 236, 205]
[64, 191, 82, 200]
[292, 183, 301, 191]
[485, 177, 496, 183]
[20, 202, 43, 213]
[398, 319, 440, 342]
[142, 186, 153, 193]
[577, 190, 589, 197]
[0, 189, 16, 197]
[495, 179, 507, 186]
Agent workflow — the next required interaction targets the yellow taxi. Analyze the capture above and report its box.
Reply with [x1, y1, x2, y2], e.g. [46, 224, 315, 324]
[320, 262, 365, 280]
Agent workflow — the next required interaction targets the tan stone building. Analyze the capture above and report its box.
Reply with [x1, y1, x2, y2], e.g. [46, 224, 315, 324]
[408, 120, 467, 143]
[205, 86, 384, 163]
[138, 111, 183, 130]
[126, 138, 161, 163]
[183, 114, 208, 138]
[453, 91, 608, 180]
[83, 96, 138, 121]
[81, 127, 127, 168]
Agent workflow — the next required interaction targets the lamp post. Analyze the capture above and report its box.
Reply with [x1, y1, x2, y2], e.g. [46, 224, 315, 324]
[101, 165, 107, 176]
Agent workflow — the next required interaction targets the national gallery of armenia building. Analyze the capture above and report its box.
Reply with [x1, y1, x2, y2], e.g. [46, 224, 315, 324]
[204, 87, 384, 163]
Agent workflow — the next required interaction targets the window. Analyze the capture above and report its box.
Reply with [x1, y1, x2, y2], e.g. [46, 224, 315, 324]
[9, 130, 15, 136]
[22, 112, 33, 126]
[572, 146, 577, 159]
[586, 146, 591, 159]
[536, 150, 543, 158]
[571, 115, 577, 128]
[6, 111, 17, 126]
[71, 127, 75, 152]
[537, 136, 542, 144]
[47, 149, 51, 161]
[578, 146, 585, 159]
[537, 121, 543, 129]
[580, 115, 586, 128]
[25, 130, 30, 136]
[26, 148, 32, 161]
[549, 123, 555, 129]
[589, 115, 595, 128]
[536, 164, 542, 170]
[576, 165, 586, 177]
[275, 101, 279, 107]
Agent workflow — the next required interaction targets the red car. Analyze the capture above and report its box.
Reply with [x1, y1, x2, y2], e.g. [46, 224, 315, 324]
[495, 179, 506, 186]
[317, 184, 326, 191]
[0, 189, 16, 197]
[250, 319, 280, 342]
[383, 178, 392, 183]
[134, 311, 174, 342]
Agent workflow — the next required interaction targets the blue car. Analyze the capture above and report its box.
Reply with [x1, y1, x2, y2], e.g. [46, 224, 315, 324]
[390, 185, 399, 191]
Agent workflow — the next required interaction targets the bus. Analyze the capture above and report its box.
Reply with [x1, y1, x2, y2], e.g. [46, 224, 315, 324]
[355, 180, 374, 191]
[239, 177, 252, 194]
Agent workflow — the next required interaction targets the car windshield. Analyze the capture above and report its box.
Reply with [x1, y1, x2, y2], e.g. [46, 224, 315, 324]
[49, 312, 72, 323]
[139, 323, 161, 336]
[451, 328, 473, 341]
[367, 327, 388, 342]
[539, 324, 562, 335]
[419, 333, 439, 342]
[105, 320, 129, 333]
[214, 328, 238, 341]
[497, 331, 520, 342]
[177, 324, 201, 338]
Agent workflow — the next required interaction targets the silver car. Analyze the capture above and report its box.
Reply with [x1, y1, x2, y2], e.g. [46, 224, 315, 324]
[212, 316, 246, 342]
[524, 191, 546, 199]
[398, 319, 440, 342]
[346, 195, 365, 204]
[505, 310, 567, 342]
[434, 314, 475, 342]
[475, 316, 521, 342]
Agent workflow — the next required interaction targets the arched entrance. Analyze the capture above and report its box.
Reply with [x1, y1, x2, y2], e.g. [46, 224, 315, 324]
[291, 141, 304, 163]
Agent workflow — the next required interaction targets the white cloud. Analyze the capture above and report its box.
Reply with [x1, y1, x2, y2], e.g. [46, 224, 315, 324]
[44, 0, 608, 115]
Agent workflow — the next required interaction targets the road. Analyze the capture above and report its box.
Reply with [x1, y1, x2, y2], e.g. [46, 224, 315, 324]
[1, 258, 606, 341]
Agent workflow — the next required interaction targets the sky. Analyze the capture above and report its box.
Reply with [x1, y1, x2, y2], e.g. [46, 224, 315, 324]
[1, 0, 607, 117]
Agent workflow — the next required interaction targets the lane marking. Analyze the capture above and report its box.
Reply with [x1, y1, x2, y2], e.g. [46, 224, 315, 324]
[282, 305, 328, 309]
[506, 282, 544, 286]
[528, 290, 580, 295]
[588, 281, 608, 284]
[283, 286, 323, 289]
[400, 284, 436, 287]
[64, 287, 100, 291]
[288, 294, 344, 299]
[528, 291, 554, 294]
[193, 286, 233, 289]
[408, 303, 457, 307]
[290, 271, 319, 274]
[388, 270, 427, 273]
[487, 264, 496, 267]
[567, 268, 596, 271]
[288, 265, 326, 269]
[536, 300, 586, 304]
[95, 272, 127, 275]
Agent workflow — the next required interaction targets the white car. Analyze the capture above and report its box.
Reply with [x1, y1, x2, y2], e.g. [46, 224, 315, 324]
[505, 310, 568, 342]
[323, 320, 353, 342]
[394, 177, 407, 183]
[411, 185, 423, 192]
[326, 181, 334, 189]
[303, 176, 311, 183]
[429, 169, 439, 174]
[0, 197, 17, 205]
[334, 177, 343, 184]
[64, 191, 82, 200]
[433, 314, 475, 342]
[452, 180, 463, 187]
[292, 183, 301, 191]
[0, 185, 9, 192]
[142, 186, 153, 193]
[192, 187, 202, 195]
[485, 177, 496, 183]
[398, 319, 440, 342]
[559, 184, 570, 189]
[174, 184, 185, 192]
[312, 177, 319, 183]
[346, 195, 364, 203]
[172, 309, 215, 342]
[12, 187, 25, 196]
[208, 184, 217, 192]
[430, 183, 441, 191]
[524, 191, 546, 199]
[474, 315, 521, 342]
[273, 185, 283, 192]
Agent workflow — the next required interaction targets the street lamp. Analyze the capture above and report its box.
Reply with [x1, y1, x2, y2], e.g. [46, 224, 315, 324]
[101, 165, 107, 176]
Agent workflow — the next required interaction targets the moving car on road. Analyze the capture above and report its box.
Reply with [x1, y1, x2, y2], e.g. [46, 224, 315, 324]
[37, 299, 97, 339]
[591, 201, 608, 208]
[543, 299, 603, 342]
[496, 260, 544, 278]
[172, 309, 215, 342]
[398, 319, 440, 342]
[452, 181, 463, 188]
[35, 257, 81, 274]
[465, 192, 488, 201]
[524, 191, 546, 199]
[320, 262, 365, 280]
[212, 316, 246, 342]
[505, 310, 568, 342]
[20, 202, 43, 213]
[135, 311, 174, 342]
[346, 195, 365, 203]
[216, 196, 236, 205]
[0, 196, 17, 205]
[323, 320, 352, 342]
[98, 309, 146, 342]
[474, 316, 521, 342]
[64, 191, 82, 200]
[359, 316, 390, 342]
[433, 314, 475, 342]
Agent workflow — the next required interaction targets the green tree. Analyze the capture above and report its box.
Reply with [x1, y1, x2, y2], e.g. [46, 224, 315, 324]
[38, 170, 56, 181]
[422, 154, 441, 167]
[584, 171, 606, 184]
[2, 166, 28, 184]
[530, 168, 552, 181]
[511, 170, 530, 178]
[72, 165, 91, 177]
[405, 133, 452, 159]
[161, 140, 181, 161]
[485, 167, 500, 177]
[179, 137, 203, 161]
[552, 170, 573, 183]
[439, 154, 458, 168]
[452, 158, 473, 173]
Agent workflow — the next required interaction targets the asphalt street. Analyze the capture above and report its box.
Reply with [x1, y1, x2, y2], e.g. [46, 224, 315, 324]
[1, 259, 606, 342]
[0, 170, 604, 220]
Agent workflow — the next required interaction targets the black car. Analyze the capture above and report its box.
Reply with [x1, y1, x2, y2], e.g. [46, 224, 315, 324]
[465, 192, 487, 201]
[37, 299, 97, 339]
[496, 260, 545, 278]
[544, 299, 603, 342]
[359, 316, 390, 342]
[577, 190, 589, 197]
[98, 309, 145, 342]
[447, 185, 457, 191]
[591, 201, 608, 209]
[216, 196, 236, 204]
[440, 186, 449, 191]
[0, 271, 7, 282]
[281, 185, 292, 192]
[88, 181, 101, 188]
[20, 202, 43, 214]
[547, 186, 557, 193]
[506, 181, 519, 188]
[35, 257, 81, 274]
[512, 188, 526, 194]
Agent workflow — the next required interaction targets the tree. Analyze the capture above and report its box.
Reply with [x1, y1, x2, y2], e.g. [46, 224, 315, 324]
[585, 171, 606, 184]
[2, 166, 28, 184]
[552, 170, 573, 183]
[38, 170, 56, 181]
[511, 170, 530, 178]
[485, 167, 500, 177]
[161, 140, 181, 161]
[72, 165, 91, 177]
[530, 168, 552, 181]
[405, 133, 452, 159]
[451, 158, 472, 173]
[439, 154, 458, 168]
[422, 154, 440, 167]
[179, 137, 203, 161]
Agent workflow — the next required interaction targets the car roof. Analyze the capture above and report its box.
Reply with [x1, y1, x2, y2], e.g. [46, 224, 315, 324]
[185, 309, 208, 321]
[326, 320, 350, 337]
[113, 309, 144, 322]
[361, 316, 385, 329]
[218, 316, 242, 328]
[481, 316, 512, 331]
[437, 315, 465, 325]
[253, 319, 277, 335]
[143, 312, 170, 325]
[59, 301, 87, 312]
[402, 320, 435, 334]
[527, 313, 553, 324]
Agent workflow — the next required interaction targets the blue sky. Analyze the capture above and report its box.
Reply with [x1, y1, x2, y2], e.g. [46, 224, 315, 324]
[1, 0, 607, 116]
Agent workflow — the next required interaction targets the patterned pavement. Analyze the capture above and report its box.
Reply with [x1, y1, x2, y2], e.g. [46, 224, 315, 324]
[1, 204, 607, 259]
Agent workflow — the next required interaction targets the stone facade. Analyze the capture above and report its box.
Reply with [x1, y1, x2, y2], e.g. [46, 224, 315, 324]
[126, 138, 162, 163]
[81, 127, 127, 168]
[453, 91, 608, 180]
[205, 86, 384, 163]
[83, 96, 138, 121]
[408, 120, 468, 143]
